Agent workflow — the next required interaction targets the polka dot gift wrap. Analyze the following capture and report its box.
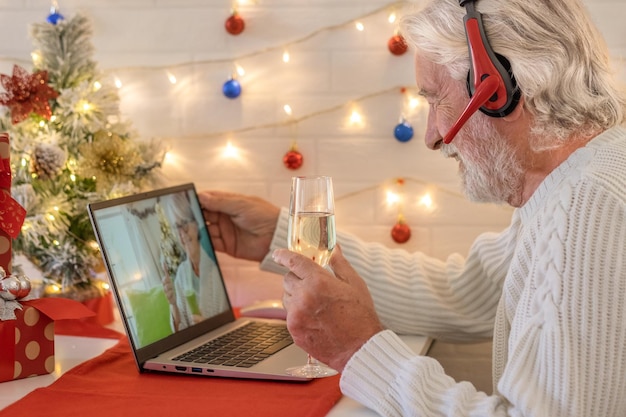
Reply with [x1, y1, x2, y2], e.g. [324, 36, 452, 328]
[0, 298, 95, 382]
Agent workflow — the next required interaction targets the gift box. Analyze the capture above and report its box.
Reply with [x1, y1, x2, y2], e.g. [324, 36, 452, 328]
[0, 297, 95, 383]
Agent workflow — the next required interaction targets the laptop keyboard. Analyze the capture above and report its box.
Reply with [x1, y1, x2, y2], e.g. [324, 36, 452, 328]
[173, 322, 294, 368]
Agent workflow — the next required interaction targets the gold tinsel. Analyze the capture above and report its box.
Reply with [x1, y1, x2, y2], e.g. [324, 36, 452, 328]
[78, 130, 142, 190]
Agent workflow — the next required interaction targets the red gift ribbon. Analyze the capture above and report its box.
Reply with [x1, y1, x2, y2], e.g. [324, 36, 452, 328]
[0, 298, 96, 381]
[0, 133, 26, 239]
[0, 190, 26, 239]
[0, 157, 10, 189]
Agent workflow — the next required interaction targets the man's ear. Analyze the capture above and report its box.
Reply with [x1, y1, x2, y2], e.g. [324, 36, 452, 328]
[502, 95, 525, 122]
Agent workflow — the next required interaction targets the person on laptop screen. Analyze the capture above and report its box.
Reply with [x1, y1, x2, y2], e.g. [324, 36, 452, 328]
[160, 191, 227, 331]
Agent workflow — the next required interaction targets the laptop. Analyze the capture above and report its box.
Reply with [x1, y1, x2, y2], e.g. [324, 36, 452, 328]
[87, 183, 310, 381]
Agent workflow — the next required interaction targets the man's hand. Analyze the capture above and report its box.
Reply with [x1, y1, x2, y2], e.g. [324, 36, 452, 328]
[198, 190, 280, 262]
[274, 245, 384, 372]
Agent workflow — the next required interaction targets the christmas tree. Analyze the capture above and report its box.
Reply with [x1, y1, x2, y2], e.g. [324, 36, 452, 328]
[0, 13, 163, 296]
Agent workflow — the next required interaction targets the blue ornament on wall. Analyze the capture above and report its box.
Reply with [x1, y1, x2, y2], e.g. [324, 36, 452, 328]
[47, 5, 64, 25]
[394, 119, 414, 142]
[222, 78, 242, 99]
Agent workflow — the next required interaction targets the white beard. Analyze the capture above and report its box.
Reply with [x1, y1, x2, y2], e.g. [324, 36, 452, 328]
[442, 116, 525, 204]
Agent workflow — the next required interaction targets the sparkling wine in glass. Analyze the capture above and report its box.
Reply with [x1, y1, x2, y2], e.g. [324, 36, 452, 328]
[286, 176, 338, 378]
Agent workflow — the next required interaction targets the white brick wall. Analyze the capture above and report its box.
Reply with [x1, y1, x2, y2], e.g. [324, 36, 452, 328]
[1, 0, 624, 306]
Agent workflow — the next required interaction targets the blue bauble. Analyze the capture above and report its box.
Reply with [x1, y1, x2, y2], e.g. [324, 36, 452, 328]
[47, 12, 64, 25]
[394, 122, 414, 142]
[222, 79, 242, 99]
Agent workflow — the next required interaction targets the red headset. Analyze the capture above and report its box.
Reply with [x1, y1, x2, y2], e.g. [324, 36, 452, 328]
[443, 0, 521, 144]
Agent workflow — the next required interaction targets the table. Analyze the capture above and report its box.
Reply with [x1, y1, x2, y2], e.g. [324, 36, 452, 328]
[0, 322, 431, 416]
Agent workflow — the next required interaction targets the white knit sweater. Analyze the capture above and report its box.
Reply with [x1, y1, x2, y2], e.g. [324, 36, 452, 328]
[260, 126, 626, 417]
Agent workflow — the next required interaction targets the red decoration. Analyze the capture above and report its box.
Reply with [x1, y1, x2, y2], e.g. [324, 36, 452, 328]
[0, 134, 26, 276]
[391, 219, 411, 244]
[0, 298, 96, 383]
[388, 34, 408, 56]
[225, 11, 245, 35]
[0, 65, 59, 124]
[283, 147, 303, 170]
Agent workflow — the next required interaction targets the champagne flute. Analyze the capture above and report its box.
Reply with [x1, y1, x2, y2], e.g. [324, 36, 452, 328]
[286, 176, 338, 378]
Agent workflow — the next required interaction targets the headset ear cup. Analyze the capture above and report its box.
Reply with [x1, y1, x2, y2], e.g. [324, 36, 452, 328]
[466, 53, 521, 118]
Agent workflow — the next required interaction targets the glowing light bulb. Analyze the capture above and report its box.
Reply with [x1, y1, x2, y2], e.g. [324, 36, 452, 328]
[50, 115, 56, 122]
[93, 81, 102, 91]
[282, 51, 290, 63]
[409, 96, 421, 109]
[31, 52, 41, 66]
[349, 110, 362, 125]
[163, 151, 174, 164]
[386, 191, 400, 205]
[39, 121, 45, 127]
[77, 100, 92, 113]
[222, 141, 239, 159]
[388, 12, 397, 23]
[70, 174, 76, 182]
[167, 72, 177, 84]
[355, 21, 365, 31]
[419, 193, 433, 209]
[20, 158, 26, 167]
[114, 77, 123, 89]
[283, 104, 293, 116]
[235, 64, 245, 77]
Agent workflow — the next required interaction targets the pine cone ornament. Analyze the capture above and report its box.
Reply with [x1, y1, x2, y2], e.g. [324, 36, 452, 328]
[31, 142, 66, 180]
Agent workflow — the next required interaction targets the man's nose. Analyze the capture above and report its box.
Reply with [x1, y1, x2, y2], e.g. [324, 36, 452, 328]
[424, 111, 443, 150]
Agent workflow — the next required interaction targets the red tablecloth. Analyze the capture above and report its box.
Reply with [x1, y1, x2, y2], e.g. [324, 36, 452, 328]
[55, 318, 125, 339]
[2, 325, 342, 417]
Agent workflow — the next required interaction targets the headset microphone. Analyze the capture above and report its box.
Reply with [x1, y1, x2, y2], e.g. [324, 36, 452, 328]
[443, 0, 520, 144]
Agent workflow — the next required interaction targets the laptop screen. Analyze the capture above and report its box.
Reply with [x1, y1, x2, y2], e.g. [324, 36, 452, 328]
[89, 184, 232, 351]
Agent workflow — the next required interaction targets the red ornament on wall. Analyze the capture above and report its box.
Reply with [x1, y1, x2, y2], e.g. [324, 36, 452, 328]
[283, 147, 303, 170]
[225, 11, 245, 35]
[387, 34, 408, 56]
[391, 219, 411, 244]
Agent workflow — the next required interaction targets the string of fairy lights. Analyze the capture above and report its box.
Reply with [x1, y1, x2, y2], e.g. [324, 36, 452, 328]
[0, 0, 518, 245]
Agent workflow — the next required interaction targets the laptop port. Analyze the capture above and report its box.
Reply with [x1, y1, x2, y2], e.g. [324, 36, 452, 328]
[175, 366, 187, 371]
[191, 367, 202, 373]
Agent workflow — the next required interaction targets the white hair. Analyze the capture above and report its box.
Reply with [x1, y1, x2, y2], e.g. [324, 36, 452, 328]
[400, 0, 626, 147]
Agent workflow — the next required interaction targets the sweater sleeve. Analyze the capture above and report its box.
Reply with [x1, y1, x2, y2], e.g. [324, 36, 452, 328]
[261, 207, 518, 341]
[341, 330, 508, 416]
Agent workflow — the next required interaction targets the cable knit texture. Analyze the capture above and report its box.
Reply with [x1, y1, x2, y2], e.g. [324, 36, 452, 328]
[260, 126, 626, 417]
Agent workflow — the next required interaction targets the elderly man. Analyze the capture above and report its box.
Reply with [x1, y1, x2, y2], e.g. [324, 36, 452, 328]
[200, 0, 626, 415]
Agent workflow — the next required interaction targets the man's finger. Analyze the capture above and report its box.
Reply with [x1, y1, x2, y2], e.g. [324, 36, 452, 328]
[272, 248, 323, 278]
[328, 244, 356, 283]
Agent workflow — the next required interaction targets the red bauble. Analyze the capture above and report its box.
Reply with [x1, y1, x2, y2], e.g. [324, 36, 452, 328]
[391, 221, 411, 243]
[225, 13, 245, 35]
[283, 149, 303, 170]
[387, 34, 408, 56]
